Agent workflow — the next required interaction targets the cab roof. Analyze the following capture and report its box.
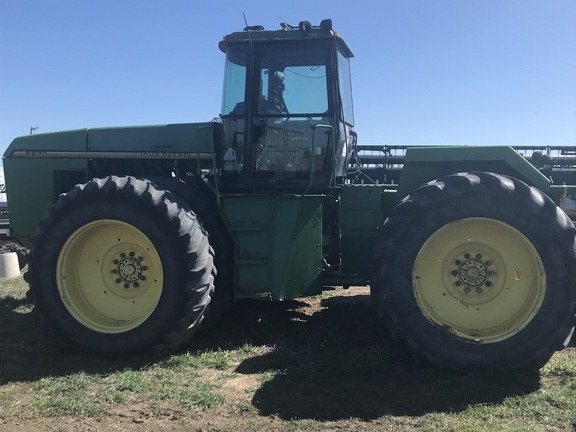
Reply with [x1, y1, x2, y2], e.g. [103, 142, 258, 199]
[218, 19, 354, 58]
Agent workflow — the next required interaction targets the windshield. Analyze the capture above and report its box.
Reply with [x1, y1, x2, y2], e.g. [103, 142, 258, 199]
[258, 48, 328, 116]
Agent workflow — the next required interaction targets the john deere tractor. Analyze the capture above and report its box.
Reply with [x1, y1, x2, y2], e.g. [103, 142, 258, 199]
[3, 20, 575, 371]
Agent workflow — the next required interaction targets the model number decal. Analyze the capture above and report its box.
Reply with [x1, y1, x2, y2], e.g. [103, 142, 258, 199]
[25, 151, 48, 158]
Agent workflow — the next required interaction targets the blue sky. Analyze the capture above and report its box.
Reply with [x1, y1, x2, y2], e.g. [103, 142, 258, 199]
[1, 0, 574, 160]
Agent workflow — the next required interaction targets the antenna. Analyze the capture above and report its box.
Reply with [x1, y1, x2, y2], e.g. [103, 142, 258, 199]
[242, 12, 253, 46]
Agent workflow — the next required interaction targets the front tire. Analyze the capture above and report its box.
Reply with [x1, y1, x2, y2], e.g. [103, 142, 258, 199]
[371, 172, 576, 371]
[26, 176, 215, 357]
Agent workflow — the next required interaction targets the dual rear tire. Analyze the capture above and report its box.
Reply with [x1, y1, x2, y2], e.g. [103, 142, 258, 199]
[371, 172, 576, 371]
[27, 176, 215, 356]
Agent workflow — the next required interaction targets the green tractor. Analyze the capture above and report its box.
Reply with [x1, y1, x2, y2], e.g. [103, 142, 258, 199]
[3, 20, 575, 371]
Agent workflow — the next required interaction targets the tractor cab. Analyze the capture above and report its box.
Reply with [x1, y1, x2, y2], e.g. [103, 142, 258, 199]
[218, 20, 356, 192]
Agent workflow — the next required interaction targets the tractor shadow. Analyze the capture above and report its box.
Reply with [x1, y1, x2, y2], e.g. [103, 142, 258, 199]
[0, 294, 154, 382]
[0, 284, 548, 420]
[198, 289, 544, 420]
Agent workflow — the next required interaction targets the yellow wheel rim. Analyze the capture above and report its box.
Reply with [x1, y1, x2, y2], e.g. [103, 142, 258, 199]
[57, 220, 164, 333]
[413, 217, 546, 343]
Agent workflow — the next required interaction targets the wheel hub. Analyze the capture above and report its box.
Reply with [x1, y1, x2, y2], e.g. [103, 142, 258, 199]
[452, 253, 495, 294]
[111, 251, 147, 288]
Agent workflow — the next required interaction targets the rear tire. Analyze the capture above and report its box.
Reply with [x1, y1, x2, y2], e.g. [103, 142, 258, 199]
[26, 176, 215, 357]
[371, 172, 576, 371]
[146, 177, 234, 326]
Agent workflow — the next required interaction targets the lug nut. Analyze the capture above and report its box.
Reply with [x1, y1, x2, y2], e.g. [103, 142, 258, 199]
[115, 278, 121, 284]
[133, 282, 139, 288]
[476, 288, 483, 293]
[455, 260, 461, 266]
[476, 253, 482, 259]
[464, 253, 470, 259]
[111, 269, 118, 274]
[113, 259, 119, 265]
[486, 281, 492, 287]
[129, 251, 135, 257]
[140, 275, 146, 281]
[455, 281, 462, 286]
[451, 270, 457, 276]
[120, 253, 126, 258]
[124, 283, 130, 289]
[464, 287, 471, 293]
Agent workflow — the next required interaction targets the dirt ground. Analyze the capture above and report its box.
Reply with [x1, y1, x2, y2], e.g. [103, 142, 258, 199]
[1, 285, 574, 432]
